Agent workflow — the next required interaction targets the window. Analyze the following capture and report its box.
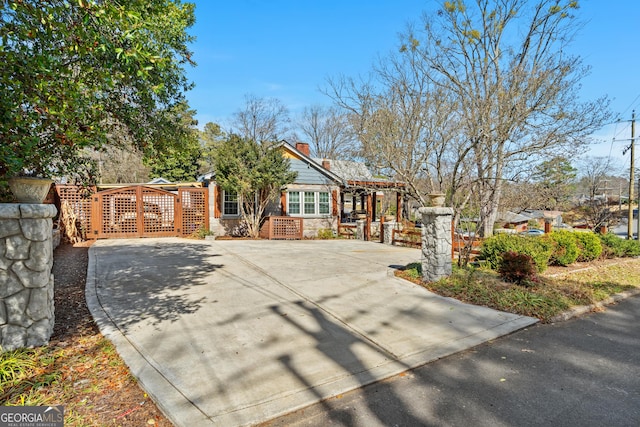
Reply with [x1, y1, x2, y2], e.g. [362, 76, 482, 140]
[289, 191, 300, 214]
[223, 191, 239, 216]
[304, 192, 315, 214]
[287, 191, 331, 216]
[319, 192, 330, 214]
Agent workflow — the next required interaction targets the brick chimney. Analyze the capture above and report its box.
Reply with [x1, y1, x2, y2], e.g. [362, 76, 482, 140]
[322, 160, 331, 170]
[295, 142, 310, 156]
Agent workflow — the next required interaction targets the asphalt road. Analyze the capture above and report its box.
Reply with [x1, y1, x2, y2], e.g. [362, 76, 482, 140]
[261, 295, 640, 427]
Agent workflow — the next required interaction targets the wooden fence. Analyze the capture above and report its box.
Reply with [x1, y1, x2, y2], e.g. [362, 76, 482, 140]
[259, 216, 303, 240]
[55, 184, 208, 240]
[452, 234, 483, 259]
[392, 228, 421, 248]
[338, 223, 356, 239]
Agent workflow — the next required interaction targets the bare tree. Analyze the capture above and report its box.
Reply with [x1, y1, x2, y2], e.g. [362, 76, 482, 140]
[577, 157, 616, 200]
[573, 156, 620, 229]
[326, 45, 464, 208]
[403, 0, 612, 236]
[296, 105, 356, 159]
[328, 1, 612, 237]
[89, 147, 150, 184]
[231, 94, 291, 144]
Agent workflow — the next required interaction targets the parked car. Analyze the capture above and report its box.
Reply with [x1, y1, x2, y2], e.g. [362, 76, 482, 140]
[519, 229, 545, 236]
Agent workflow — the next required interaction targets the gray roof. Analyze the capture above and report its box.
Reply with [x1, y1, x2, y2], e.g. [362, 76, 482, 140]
[313, 158, 395, 184]
[498, 211, 530, 224]
[147, 177, 172, 184]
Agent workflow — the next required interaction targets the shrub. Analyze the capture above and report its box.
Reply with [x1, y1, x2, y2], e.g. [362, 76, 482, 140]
[598, 233, 640, 258]
[498, 251, 538, 286]
[316, 228, 335, 239]
[574, 231, 603, 262]
[549, 230, 580, 266]
[480, 233, 553, 272]
[625, 239, 640, 257]
[190, 226, 215, 239]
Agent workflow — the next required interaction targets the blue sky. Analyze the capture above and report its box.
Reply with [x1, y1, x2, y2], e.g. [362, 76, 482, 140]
[184, 0, 640, 173]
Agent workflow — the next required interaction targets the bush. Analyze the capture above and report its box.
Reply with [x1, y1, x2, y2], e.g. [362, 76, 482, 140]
[190, 226, 215, 239]
[574, 232, 603, 262]
[549, 230, 580, 266]
[598, 233, 640, 258]
[316, 228, 335, 239]
[498, 251, 538, 286]
[480, 233, 553, 272]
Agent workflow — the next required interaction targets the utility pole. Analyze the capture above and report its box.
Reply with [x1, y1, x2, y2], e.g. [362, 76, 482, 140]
[628, 111, 635, 239]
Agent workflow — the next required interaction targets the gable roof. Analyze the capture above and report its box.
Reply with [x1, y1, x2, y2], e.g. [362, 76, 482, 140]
[276, 140, 344, 185]
[147, 177, 172, 184]
[197, 139, 405, 190]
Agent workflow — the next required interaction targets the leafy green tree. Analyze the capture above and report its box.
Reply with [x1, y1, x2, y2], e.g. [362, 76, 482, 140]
[530, 157, 578, 209]
[144, 102, 201, 182]
[199, 122, 227, 174]
[0, 0, 195, 184]
[145, 139, 201, 182]
[212, 136, 297, 238]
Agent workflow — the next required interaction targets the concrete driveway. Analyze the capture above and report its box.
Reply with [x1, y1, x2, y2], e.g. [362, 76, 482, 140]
[87, 238, 537, 427]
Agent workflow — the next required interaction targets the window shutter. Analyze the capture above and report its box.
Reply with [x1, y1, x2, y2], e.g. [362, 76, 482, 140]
[214, 185, 221, 218]
[280, 192, 287, 216]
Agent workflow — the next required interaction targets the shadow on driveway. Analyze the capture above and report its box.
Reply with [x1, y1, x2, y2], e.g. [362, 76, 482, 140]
[87, 238, 537, 427]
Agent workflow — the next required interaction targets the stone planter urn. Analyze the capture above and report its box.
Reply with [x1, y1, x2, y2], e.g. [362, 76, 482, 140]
[428, 192, 446, 207]
[7, 177, 53, 204]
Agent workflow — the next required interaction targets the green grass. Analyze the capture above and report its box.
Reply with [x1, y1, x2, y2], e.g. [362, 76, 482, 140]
[396, 259, 640, 322]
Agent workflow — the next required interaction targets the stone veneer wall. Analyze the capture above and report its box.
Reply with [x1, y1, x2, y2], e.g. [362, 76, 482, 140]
[419, 206, 453, 283]
[0, 204, 57, 351]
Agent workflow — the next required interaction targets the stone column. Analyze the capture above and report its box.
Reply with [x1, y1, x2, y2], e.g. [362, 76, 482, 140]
[356, 219, 365, 240]
[419, 206, 453, 282]
[0, 203, 57, 350]
[382, 221, 397, 245]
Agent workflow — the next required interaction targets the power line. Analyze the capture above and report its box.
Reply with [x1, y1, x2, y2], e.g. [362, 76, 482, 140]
[622, 94, 640, 116]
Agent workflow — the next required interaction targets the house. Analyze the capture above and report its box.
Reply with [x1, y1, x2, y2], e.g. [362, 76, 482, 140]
[202, 141, 405, 238]
[147, 177, 173, 185]
[496, 211, 531, 233]
[520, 209, 564, 229]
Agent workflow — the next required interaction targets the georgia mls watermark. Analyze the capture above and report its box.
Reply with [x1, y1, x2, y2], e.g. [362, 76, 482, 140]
[0, 406, 64, 427]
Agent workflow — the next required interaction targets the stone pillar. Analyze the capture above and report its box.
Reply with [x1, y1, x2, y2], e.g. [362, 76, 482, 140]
[356, 219, 365, 240]
[0, 204, 57, 351]
[382, 221, 397, 245]
[419, 206, 453, 283]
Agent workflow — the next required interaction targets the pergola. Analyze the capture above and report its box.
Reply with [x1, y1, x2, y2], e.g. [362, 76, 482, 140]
[340, 179, 406, 241]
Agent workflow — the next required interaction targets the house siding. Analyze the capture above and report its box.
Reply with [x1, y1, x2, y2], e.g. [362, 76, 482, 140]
[205, 142, 345, 237]
[289, 159, 335, 185]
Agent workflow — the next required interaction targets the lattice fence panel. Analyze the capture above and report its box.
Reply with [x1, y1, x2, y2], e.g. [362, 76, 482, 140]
[57, 184, 208, 240]
[141, 187, 176, 236]
[179, 188, 208, 236]
[99, 188, 140, 237]
[55, 185, 94, 242]
[269, 217, 303, 240]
